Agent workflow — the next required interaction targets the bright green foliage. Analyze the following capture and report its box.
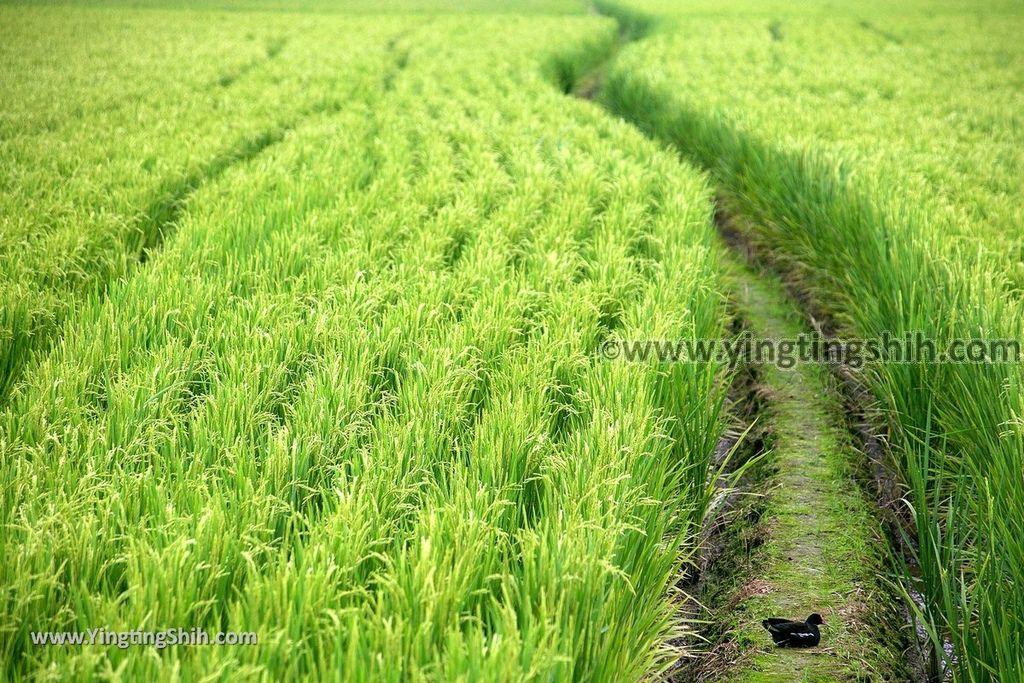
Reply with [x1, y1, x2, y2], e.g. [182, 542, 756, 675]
[603, 3, 1024, 276]
[5, 0, 590, 13]
[0, 7, 415, 397]
[1, 9, 728, 681]
[599, 0, 1024, 678]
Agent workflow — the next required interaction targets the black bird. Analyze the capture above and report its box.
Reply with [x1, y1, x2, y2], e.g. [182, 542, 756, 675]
[761, 613, 825, 647]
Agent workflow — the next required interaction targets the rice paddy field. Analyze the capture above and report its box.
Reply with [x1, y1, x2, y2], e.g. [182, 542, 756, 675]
[1, 0, 1021, 681]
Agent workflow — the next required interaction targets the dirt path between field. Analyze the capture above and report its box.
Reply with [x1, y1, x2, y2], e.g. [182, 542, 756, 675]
[569, 6, 918, 680]
[692, 242, 908, 681]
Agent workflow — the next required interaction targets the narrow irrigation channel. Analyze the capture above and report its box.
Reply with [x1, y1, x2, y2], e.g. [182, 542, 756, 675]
[566, 7, 920, 681]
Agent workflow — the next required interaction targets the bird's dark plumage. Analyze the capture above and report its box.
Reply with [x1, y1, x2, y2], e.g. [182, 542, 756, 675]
[761, 613, 824, 647]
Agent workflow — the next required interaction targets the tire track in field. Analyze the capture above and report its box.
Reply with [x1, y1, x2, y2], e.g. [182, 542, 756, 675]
[212, 36, 288, 88]
[857, 19, 905, 46]
[566, 5, 918, 680]
[137, 26, 412, 264]
[0, 35, 413, 404]
[135, 127, 287, 263]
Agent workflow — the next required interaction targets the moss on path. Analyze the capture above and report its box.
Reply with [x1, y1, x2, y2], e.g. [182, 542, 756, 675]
[708, 256, 909, 682]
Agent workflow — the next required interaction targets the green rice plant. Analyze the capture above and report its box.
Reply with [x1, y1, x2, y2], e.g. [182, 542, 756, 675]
[1, 9, 728, 681]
